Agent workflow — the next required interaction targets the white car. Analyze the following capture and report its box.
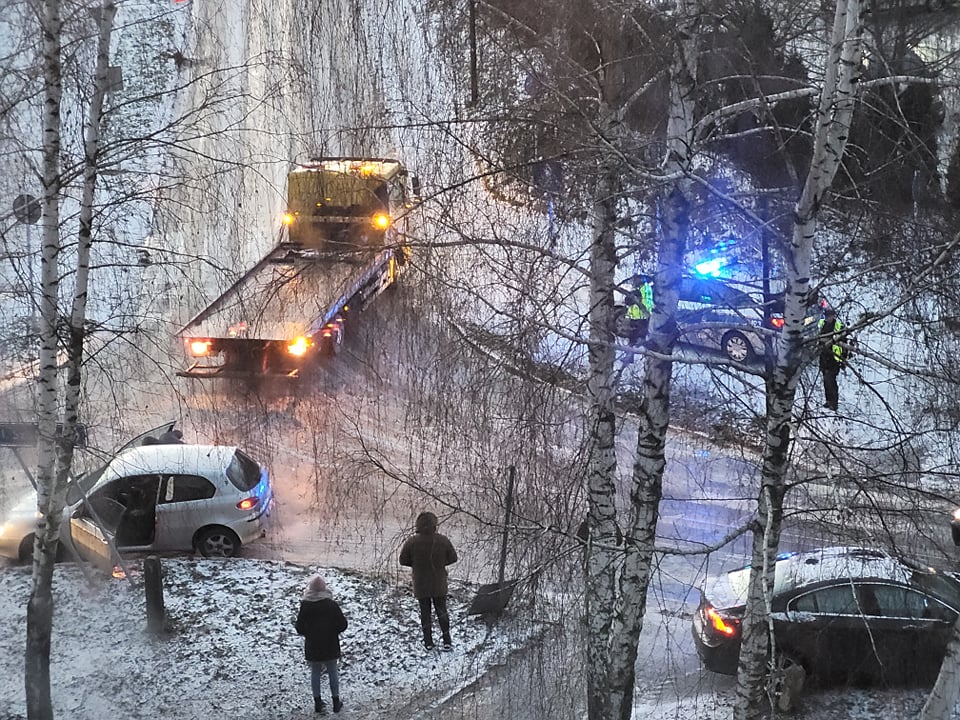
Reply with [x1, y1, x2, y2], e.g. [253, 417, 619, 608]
[0, 424, 273, 562]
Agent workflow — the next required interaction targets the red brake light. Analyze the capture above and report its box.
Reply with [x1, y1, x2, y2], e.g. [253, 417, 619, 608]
[770, 316, 785, 329]
[705, 606, 739, 637]
[237, 497, 259, 511]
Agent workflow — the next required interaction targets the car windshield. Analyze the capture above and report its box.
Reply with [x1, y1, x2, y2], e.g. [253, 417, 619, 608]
[225, 449, 262, 491]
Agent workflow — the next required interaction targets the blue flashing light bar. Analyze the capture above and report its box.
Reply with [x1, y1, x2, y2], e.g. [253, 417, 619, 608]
[694, 258, 725, 277]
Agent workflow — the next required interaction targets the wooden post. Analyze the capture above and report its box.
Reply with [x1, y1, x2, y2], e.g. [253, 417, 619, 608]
[497, 466, 515, 586]
[144, 555, 165, 634]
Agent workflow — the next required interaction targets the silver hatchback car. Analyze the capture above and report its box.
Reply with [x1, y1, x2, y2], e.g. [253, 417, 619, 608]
[0, 430, 273, 561]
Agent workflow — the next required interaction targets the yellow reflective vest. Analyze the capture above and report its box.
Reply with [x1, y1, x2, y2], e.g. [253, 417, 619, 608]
[625, 283, 654, 320]
[818, 318, 843, 362]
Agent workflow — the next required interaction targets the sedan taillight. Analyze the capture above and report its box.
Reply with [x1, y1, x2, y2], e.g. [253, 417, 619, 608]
[705, 605, 740, 637]
[237, 497, 259, 511]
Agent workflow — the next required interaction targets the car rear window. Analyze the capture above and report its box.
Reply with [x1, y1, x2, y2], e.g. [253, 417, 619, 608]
[224, 450, 262, 492]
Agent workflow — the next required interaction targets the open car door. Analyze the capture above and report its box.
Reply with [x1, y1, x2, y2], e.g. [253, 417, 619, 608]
[66, 420, 175, 572]
[69, 497, 124, 573]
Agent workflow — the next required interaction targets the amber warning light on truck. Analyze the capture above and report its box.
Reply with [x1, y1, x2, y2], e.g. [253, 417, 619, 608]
[372, 212, 391, 229]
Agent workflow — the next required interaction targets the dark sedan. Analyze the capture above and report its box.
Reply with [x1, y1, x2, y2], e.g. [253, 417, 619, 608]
[692, 546, 960, 687]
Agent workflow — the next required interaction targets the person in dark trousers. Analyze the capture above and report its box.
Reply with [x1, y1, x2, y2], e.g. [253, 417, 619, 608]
[295, 575, 348, 715]
[818, 307, 845, 411]
[399, 511, 458, 650]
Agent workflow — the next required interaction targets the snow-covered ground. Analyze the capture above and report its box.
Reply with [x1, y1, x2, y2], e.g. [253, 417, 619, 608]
[0, 555, 946, 720]
[0, 557, 543, 720]
[4, 0, 960, 718]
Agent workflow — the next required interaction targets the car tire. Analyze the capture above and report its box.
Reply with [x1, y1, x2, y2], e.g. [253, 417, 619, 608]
[768, 650, 806, 713]
[721, 330, 754, 363]
[18, 534, 35, 563]
[18, 534, 65, 564]
[195, 527, 241, 558]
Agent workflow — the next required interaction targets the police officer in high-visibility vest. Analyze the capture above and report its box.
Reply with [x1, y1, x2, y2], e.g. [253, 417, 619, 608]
[624, 276, 654, 355]
[818, 307, 845, 411]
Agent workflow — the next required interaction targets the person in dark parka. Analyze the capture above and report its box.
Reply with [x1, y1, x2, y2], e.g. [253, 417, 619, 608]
[399, 511, 458, 650]
[295, 575, 348, 715]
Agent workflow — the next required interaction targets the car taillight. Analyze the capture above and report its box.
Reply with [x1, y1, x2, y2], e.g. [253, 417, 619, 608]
[237, 497, 259, 511]
[322, 317, 344, 338]
[705, 606, 740, 637]
[770, 316, 785, 329]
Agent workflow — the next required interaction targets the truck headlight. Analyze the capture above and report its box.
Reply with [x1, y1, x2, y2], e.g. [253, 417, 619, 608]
[952, 508, 960, 522]
[189, 340, 212, 357]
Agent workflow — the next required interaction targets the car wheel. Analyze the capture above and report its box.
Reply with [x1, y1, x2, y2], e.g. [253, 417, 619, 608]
[18, 534, 35, 563]
[195, 527, 241, 558]
[18, 534, 65, 563]
[768, 650, 806, 713]
[721, 331, 754, 363]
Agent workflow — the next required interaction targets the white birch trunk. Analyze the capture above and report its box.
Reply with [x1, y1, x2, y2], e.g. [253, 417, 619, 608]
[733, 1, 862, 717]
[604, 0, 700, 716]
[64, 0, 115, 449]
[919, 614, 960, 719]
[25, 3, 115, 718]
[25, 2, 64, 718]
[583, 108, 627, 720]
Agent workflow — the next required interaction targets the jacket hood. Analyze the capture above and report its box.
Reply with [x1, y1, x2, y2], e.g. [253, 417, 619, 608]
[415, 511, 438, 534]
[302, 575, 333, 602]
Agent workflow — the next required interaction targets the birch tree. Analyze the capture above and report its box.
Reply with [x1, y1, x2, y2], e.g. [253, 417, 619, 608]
[733, 0, 863, 715]
[921, 614, 960, 719]
[423, 2, 702, 717]
[25, 2, 66, 717]
[588, 1, 700, 717]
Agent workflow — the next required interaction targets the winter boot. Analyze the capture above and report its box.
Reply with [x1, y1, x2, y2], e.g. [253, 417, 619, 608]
[314, 696, 327, 715]
[332, 696, 343, 713]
